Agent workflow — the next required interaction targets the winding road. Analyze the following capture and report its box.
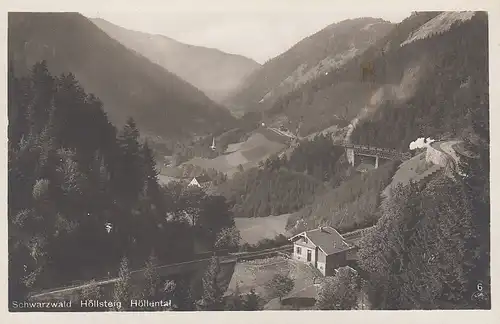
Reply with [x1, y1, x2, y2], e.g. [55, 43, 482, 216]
[430, 140, 464, 175]
[268, 127, 297, 139]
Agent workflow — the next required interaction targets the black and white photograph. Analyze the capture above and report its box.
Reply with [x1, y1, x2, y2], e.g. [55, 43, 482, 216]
[5, 0, 493, 315]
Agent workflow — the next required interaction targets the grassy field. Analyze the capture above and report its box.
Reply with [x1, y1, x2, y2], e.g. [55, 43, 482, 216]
[234, 214, 292, 245]
[183, 131, 286, 177]
[158, 174, 180, 186]
[225, 141, 245, 153]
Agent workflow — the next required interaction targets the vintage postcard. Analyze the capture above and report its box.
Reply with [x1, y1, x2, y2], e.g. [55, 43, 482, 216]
[2, 0, 498, 322]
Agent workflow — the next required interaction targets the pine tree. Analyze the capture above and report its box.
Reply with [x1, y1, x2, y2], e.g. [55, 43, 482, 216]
[8, 62, 28, 146]
[143, 251, 160, 299]
[36, 101, 59, 180]
[87, 152, 110, 214]
[458, 94, 490, 308]
[139, 141, 163, 217]
[56, 149, 86, 204]
[28, 61, 55, 134]
[141, 141, 159, 185]
[112, 256, 132, 311]
[116, 117, 143, 203]
[199, 256, 224, 310]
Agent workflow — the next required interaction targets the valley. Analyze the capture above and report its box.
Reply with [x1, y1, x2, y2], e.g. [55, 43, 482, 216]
[7, 9, 490, 312]
[90, 18, 260, 107]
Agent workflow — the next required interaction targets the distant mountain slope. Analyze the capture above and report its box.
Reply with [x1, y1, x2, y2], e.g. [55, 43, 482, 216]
[90, 18, 260, 107]
[282, 11, 488, 237]
[400, 11, 476, 46]
[8, 12, 236, 139]
[258, 11, 486, 141]
[226, 17, 394, 115]
[347, 11, 487, 150]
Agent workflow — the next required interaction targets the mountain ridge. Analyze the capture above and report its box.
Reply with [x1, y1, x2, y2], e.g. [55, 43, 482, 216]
[90, 17, 261, 107]
[251, 12, 471, 138]
[8, 12, 236, 139]
[92, 18, 258, 61]
[226, 17, 394, 116]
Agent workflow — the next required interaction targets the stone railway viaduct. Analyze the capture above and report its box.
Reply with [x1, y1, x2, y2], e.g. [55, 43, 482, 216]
[337, 142, 412, 168]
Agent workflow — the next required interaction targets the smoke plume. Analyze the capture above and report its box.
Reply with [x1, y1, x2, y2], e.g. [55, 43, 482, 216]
[409, 137, 435, 150]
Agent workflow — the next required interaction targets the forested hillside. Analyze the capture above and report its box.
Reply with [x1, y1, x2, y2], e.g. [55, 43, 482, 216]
[258, 12, 486, 140]
[316, 53, 489, 309]
[351, 12, 488, 149]
[288, 161, 398, 234]
[217, 165, 325, 218]
[227, 17, 393, 116]
[217, 134, 353, 218]
[261, 12, 440, 137]
[8, 62, 238, 304]
[357, 120, 489, 309]
[8, 13, 236, 139]
[287, 133, 346, 183]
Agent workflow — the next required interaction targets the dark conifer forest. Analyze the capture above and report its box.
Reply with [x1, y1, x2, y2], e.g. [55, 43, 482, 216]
[216, 133, 350, 218]
[8, 62, 237, 303]
[357, 120, 489, 309]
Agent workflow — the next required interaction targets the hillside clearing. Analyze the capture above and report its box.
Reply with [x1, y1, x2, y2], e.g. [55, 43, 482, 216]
[234, 214, 292, 245]
[183, 131, 286, 177]
[158, 175, 179, 186]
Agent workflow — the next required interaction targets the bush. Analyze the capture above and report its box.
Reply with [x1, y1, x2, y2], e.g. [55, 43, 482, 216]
[316, 266, 360, 310]
[265, 274, 294, 301]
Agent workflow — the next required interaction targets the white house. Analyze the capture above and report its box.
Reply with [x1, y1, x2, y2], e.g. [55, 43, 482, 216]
[188, 177, 201, 188]
[289, 226, 357, 276]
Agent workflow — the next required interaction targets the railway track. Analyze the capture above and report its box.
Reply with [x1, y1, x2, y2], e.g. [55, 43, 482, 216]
[28, 222, 374, 301]
[28, 244, 294, 300]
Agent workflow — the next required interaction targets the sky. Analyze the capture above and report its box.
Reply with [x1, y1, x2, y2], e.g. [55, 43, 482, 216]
[82, 1, 413, 63]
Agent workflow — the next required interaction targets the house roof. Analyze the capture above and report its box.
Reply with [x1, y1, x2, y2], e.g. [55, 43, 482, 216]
[188, 178, 201, 187]
[290, 226, 353, 255]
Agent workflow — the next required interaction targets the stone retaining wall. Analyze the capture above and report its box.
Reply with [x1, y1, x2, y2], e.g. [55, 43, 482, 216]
[425, 144, 448, 167]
